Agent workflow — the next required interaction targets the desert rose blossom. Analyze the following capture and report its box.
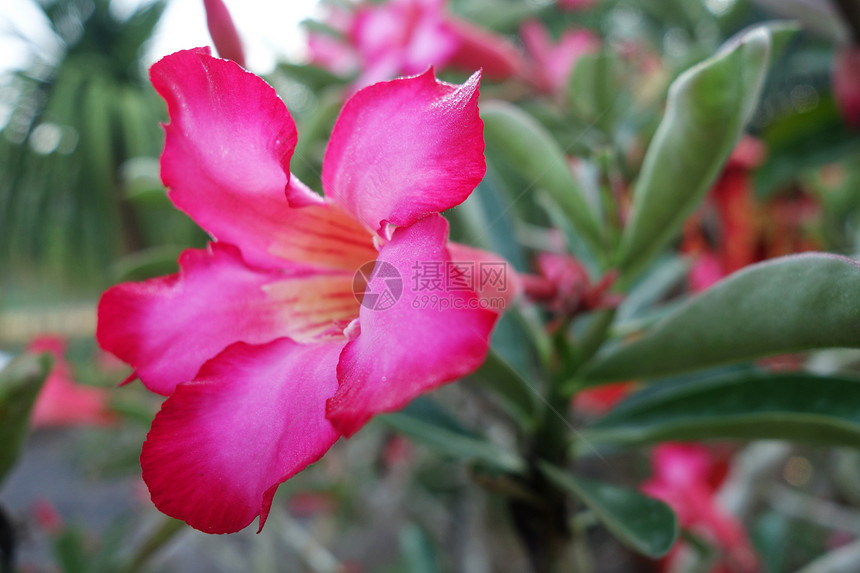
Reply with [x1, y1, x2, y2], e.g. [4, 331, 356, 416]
[520, 19, 599, 94]
[643, 444, 758, 573]
[28, 335, 115, 428]
[522, 252, 621, 318]
[683, 137, 820, 292]
[308, 0, 522, 91]
[683, 137, 765, 292]
[98, 48, 514, 534]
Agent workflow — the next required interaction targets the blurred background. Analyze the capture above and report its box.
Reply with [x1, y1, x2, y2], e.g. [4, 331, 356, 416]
[1, 0, 860, 571]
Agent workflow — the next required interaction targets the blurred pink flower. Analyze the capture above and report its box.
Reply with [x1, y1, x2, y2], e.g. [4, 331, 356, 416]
[643, 444, 758, 573]
[27, 335, 115, 429]
[683, 137, 820, 293]
[572, 381, 635, 416]
[32, 499, 64, 535]
[557, 0, 600, 11]
[308, 0, 522, 91]
[523, 252, 620, 317]
[683, 137, 766, 292]
[520, 19, 599, 93]
[98, 48, 512, 534]
[688, 251, 724, 293]
[834, 44, 860, 129]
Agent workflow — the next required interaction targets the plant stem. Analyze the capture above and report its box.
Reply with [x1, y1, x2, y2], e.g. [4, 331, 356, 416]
[509, 301, 619, 570]
[118, 517, 185, 573]
[508, 330, 583, 572]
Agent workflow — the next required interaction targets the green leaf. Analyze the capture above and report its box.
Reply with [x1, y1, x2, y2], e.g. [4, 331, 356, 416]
[752, 511, 792, 573]
[616, 256, 689, 322]
[539, 462, 678, 557]
[380, 398, 526, 474]
[751, 0, 845, 43]
[756, 96, 860, 197]
[53, 527, 89, 573]
[398, 523, 440, 573]
[568, 49, 620, 134]
[111, 245, 182, 282]
[465, 349, 538, 429]
[585, 254, 860, 382]
[273, 62, 345, 92]
[481, 101, 604, 255]
[584, 372, 860, 447]
[615, 24, 776, 279]
[459, 2, 548, 32]
[0, 353, 52, 482]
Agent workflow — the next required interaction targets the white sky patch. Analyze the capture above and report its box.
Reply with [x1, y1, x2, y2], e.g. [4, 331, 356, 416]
[0, 351, 11, 372]
[0, 0, 320, 75]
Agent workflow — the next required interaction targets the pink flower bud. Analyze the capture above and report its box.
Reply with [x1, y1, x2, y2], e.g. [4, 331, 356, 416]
[202, 0, 245, 67]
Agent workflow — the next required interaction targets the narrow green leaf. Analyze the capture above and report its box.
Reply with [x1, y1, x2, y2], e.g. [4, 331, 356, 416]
[752, 0, 845, 42]
[584, 372, 860, 447]
[380, 398, 526, 474]
[466, 349, 538, 428]
[539, 462, 678, 557]
[616, 256, 689, 322]
[615, 24, 775, 278]
[273, 62, 345, 92]
[460, 2, 548, 32]
[111, 246, 182, 282]
[53, 528, 89, 573]
[481, 101, 604, 255]
[568, 49, 620, 134]
[0, 354, 52, 482]
[399, 523, 440, 573]
[585, 254, 860, 382]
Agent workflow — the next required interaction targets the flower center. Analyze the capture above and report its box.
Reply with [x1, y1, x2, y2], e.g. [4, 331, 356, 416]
[263, 203, 379, 343]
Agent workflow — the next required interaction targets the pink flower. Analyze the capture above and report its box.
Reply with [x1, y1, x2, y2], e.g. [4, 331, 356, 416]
[682, 137, 766, 292]
[557, 0, 600, 11]
[27, 335, 115, 428]
[642, 444, 758, 573]
[203, 0, 245, 67]
[97, 48, 512, 534]
[834, 44, 860, 129]
[308, 0, 522, 91]
[522, 252, 620, 317]
[520, 19, 599, 93]
[688, 251, 725, 293]
[683, 137, 819, 293]
[572, 381, 635, 416]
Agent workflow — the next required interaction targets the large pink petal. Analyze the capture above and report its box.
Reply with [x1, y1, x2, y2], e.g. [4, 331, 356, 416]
[322, 69, 486, 234]
[327, 214, 497, 436]
[141, 339, 342, 534]
[98, 244, 290, 396]
[153, 49, 378, 270]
